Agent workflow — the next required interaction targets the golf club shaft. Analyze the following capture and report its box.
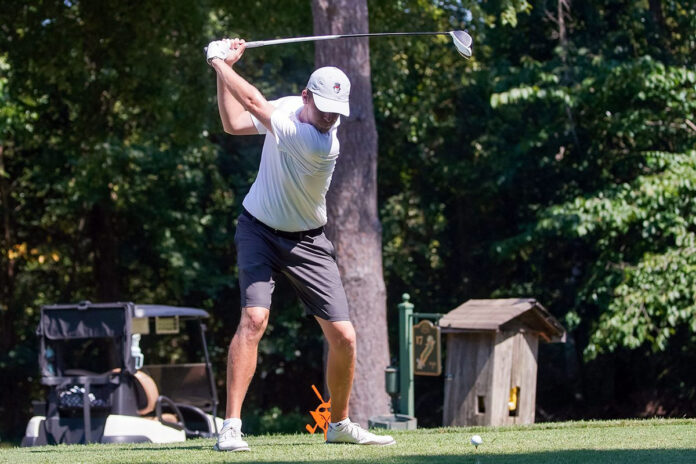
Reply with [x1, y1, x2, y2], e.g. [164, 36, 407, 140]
[245, 31, 451, 49]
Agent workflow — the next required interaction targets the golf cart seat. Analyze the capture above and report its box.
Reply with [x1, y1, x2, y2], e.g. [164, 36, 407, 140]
[141, 363, 215, 411]
[129, 366, 215, 436]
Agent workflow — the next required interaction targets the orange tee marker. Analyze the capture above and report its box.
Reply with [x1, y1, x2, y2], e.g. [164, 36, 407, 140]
[305, 384, 331, 439]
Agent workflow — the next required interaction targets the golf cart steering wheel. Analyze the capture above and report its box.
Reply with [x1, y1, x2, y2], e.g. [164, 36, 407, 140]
[155, 395, 186, 431]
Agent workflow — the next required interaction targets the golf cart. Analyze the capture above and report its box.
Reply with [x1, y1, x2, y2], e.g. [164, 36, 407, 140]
[22, 301, 223, 446]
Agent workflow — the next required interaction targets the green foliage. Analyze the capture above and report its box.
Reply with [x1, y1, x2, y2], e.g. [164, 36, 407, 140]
[2, 0, 696, 442]
[243, 406, 308, 435]
[374, 0, 696, 418]
[491, 52, 696, 358]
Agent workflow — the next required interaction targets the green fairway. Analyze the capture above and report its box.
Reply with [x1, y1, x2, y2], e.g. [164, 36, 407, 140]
[2, 418, 695, 464]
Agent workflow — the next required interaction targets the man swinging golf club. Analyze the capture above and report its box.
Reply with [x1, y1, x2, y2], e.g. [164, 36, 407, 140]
[206, 38, 395, 451]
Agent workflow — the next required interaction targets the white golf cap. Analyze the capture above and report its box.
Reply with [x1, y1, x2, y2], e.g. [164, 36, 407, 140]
[306, 66, 351, 117]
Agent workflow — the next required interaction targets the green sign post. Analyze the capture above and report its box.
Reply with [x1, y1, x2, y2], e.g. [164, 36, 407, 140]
[398, 294, 415, 417]
[396, 294, 443, 417]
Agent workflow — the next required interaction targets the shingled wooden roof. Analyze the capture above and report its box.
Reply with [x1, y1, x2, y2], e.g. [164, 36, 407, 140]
[438, 298, 566, 343]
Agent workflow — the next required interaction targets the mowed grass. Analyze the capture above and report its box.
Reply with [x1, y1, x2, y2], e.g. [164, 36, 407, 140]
[2, 418, 696, 464]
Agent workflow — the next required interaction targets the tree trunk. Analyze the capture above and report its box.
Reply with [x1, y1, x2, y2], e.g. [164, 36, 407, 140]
[0, 144, 15, 353]
[89, 202, 120, 301]
[546, 0, 579, 152]
[312, 0, 392, 425]
[648, 0, 671, 60]
[312, 0, 390, 425]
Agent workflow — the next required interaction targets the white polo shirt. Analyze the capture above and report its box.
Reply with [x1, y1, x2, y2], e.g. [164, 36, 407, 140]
[243, 96, 340, 232]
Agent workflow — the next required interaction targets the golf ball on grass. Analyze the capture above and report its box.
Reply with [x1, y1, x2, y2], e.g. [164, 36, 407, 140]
[471, 435, 483, 447]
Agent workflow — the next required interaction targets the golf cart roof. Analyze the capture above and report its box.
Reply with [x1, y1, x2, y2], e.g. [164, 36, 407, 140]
[134, 304, 209, 319]
[38, 303, 209, 341]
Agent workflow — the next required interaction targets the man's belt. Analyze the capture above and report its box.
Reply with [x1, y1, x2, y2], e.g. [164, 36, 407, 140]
[242, 208, 324, 241]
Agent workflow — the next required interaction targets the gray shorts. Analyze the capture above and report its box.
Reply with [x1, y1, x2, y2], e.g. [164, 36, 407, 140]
[234, 211, 350, 322]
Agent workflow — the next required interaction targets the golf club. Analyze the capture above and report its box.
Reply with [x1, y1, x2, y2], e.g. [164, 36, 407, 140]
[243, 30, 473, 59]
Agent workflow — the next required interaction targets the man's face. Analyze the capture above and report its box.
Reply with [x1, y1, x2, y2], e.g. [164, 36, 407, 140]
[302, 90, 340, 133]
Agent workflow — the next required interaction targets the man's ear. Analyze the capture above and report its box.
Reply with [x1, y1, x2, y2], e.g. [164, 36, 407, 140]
[301, 89, 310, 104]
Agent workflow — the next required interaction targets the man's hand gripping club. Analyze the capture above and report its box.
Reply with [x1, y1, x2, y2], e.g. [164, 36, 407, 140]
[206, 38, 246, 65]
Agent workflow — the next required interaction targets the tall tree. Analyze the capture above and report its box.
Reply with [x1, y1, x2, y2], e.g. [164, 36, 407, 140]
[311, 0, 391, 424]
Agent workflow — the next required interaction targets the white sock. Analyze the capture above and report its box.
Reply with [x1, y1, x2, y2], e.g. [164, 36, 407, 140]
[330, 417, 350, 428]
[223, 418, 242, 430]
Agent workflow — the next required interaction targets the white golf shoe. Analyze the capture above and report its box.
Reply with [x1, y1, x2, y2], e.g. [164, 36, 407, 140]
[326, 420, 396, 446]
[215, 424, 250, 452]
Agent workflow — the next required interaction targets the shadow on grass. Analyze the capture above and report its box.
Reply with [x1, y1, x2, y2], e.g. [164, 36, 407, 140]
[23, 444, 211, 453]
[18, 448, 696, 463]
[223, 449, 690, 464]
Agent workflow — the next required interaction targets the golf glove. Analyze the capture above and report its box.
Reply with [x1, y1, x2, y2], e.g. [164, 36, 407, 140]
[206, 39, 229, 64]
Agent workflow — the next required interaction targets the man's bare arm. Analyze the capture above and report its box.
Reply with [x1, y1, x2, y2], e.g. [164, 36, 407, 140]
[216, 73, 257, 135]
[211, 39, 274, 134]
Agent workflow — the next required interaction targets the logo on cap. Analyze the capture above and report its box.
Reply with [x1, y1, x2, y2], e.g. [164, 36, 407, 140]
[333, 83, 341, 94]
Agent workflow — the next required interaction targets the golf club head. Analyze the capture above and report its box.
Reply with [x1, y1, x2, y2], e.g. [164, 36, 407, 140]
[450, 30, 472, 59]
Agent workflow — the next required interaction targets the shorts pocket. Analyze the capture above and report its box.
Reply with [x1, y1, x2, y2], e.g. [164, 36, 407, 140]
[320, 234, 336, 260]
[234, 214, 252, 246]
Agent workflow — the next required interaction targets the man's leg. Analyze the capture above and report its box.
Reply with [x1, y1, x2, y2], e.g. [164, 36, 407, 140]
[283, 232, 393, 445]
[314, 318, 356, 422]
[217, 306, 269, 452]
[227, 306, 270, 418]
[316, 317, 395, 446]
